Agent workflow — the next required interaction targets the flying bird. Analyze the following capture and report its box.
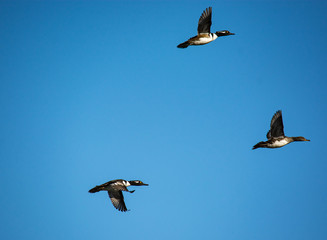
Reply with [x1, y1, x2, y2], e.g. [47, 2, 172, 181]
[177, 7, 235, 48]
[252, 110, 310, 150]
[89, 179, 148, 212]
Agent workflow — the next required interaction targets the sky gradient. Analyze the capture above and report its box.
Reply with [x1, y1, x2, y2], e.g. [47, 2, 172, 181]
[1, 1, 327, 240]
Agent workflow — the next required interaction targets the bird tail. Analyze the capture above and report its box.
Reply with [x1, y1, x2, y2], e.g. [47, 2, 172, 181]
[177, 41, 190, 48]
[252, 141, 266, 150]
[89, 185, 103, 193]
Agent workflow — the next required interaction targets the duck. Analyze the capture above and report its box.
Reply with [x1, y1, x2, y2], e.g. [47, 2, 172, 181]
[177, 7, 235, 48]
[89, 179, 148, 212]
[253, 110, 310, 150]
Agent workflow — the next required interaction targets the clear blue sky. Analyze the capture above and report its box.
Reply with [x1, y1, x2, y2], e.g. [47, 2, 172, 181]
[1, 1, 327, 239]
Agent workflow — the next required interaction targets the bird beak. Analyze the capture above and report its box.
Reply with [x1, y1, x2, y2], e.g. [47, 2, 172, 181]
[305, 139, 310, 141]
[229, 33, 235, 35]
[143, 183, 149, 186]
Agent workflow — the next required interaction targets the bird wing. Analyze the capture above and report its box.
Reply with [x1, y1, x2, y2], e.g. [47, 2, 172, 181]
[197, 7, 212, 34]
[266, 110, 285, 139]
[101, 179, 130, 190]
[108, 190, 128, 212]
[92, 179, 119, 188]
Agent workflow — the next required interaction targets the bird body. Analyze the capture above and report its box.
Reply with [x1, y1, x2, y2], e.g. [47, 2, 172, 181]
[89, 179, 148, 212]
[253, 137, 293, 149]
[187, 33, 218, 45]
[252, 110, 310, 150]
[89, 179, 131, 193]
[267, 138, 290, 148]
[177, 7, 234, 48]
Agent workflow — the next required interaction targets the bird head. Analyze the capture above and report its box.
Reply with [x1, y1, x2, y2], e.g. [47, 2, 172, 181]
[216, 30, 235, 37]
[293, 136, 310, 142]
[129, 180, 149, 186]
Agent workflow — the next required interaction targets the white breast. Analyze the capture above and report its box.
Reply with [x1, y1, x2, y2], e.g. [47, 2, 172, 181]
[195, 38, 213, 44]
[194, 34, 217, 45]
[268, 139, 290, 148]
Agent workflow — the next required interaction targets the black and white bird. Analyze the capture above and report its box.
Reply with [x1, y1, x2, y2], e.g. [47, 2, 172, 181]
[89, 179, 148, 212]
[177, 7, 234, 48]
[252, 110, 310, 150]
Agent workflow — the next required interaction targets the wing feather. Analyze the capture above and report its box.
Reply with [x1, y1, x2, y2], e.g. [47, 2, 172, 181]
[197, 7, 212, 34]
[108, 190, 128, 212]
[266, 110, 285, 139]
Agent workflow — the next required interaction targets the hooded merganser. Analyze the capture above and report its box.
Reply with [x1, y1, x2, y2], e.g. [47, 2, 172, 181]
[177, 7, 235, 48]
[89, 179, 148, 212]
[252, 110, 310, 150]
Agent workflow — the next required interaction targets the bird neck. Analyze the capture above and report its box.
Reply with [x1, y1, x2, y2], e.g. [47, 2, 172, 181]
[215, 31, 228, 37]
[129, 181, 139, 186]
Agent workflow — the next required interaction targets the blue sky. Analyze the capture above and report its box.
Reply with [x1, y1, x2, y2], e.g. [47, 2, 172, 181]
[1, 1, 327, 239]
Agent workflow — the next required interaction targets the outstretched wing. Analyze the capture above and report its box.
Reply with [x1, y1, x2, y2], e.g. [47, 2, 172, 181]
[108, 190, 128, 212]
[198, 7, 212, 34]
[266, 110, 284, 139]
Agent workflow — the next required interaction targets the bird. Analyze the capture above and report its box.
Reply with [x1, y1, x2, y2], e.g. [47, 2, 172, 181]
[177, 7, 235, 48]
[89, 179, 148, 212]
[252, 110, 310, 150]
